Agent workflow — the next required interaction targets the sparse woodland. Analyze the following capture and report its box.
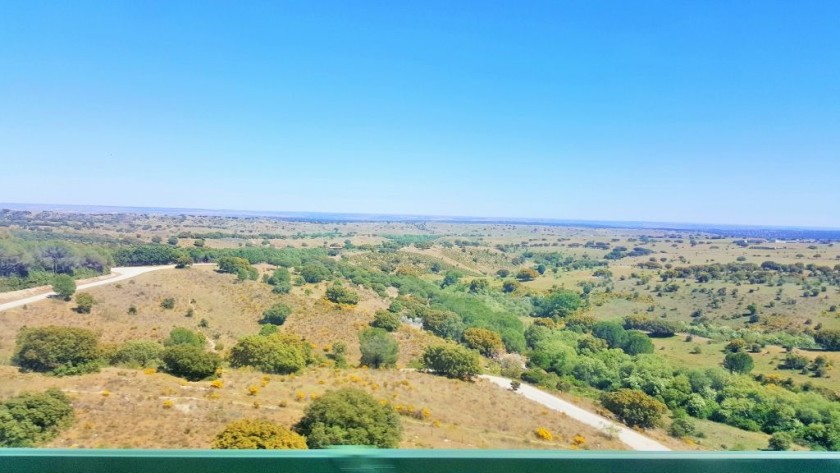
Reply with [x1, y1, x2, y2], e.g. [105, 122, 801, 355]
[2, 209, 840, 450]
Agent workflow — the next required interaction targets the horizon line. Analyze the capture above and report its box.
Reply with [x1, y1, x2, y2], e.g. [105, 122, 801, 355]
[2, 201, 840, 233]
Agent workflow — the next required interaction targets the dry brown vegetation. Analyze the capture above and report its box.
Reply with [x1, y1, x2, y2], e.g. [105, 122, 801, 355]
[0, 365, 626, 450]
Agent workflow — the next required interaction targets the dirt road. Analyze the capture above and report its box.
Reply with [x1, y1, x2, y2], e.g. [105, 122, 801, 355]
[0, 266, 175, 313]
[480, 374, 671, 451]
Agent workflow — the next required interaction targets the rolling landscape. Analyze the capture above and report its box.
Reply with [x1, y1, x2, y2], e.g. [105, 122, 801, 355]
[3, 1, 840, 463]
[1, 206, 839, 451]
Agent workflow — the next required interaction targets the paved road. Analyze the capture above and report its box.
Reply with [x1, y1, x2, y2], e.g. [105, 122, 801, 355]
[0, 265, 175, 313]
[480, 374, 671, 451]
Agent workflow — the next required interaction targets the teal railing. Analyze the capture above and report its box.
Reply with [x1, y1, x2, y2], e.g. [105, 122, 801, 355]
[1, 449, 838, 473]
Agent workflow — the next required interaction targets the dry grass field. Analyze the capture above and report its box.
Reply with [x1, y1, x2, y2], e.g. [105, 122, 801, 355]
[0, 365, 627, 450]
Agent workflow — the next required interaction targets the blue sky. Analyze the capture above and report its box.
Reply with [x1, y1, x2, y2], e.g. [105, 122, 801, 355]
[1, 1, 838, 227]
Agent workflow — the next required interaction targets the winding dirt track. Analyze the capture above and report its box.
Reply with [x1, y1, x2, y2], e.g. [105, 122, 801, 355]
[480, 375, 671, 451]
[0, 266, 175, 313]
[0, 265, 670, 451]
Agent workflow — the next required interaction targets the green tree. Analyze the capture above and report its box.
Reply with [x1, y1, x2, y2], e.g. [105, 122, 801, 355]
[0, 388, 74, 447]
[421, 345, 481, 381]
[592, 321, 628, 349]
[110, 340, 163, 368]
[217, 256, 257, 279]
[293, 388, 401, 448]
[468, 279, 490, 294]
[167, 236, 179, 246]
[462, 327, 504, 357]
[300, 262, 331, 283]
[441, 271, 460, 288]
[213, 419, 307, 449]
[325, 283, 359, 305]
[723, 352, 754, 374]
[161, 345, 221, 381]
[12, 326, 101, 375]
[174, 254, 192, 268]
[814, 329, 840, 351]
[516, 268, 538, 281]
[422, 310, 464, 340]
[601, 389, 667, 429]
[767, 432, 793, 451]
[164, 327, 206, 348]
[330, 341, 348, 368]
[261, 303, 292, 325]
[74, 292, 95, 313]
[622, 330, 654, 355]
[668, 416, 697, 438]
[502, 280, 520, 293]
[370, 310, 401, 332]
[531, 290, 583, 317]
[267, 267, 291, 285]
[51, 274, 76, 301]
[359, 328, 399, 368]
[228, 333, 312, 374]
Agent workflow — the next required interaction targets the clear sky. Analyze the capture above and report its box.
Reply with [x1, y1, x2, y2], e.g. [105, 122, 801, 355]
[1, 1, 838, 227]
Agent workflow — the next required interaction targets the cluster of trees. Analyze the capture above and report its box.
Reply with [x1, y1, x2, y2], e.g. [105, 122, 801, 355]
[0, 389, 74, 447]
[0, 239, 112, 291]
[421, 345, 481, 380]
[517, 251, 608, 272]
[265, 267, 292, 294]
[216, 256, 258, 281]
[658, 261, 837, 286]
[531, 289, 584, 318]
[13, 326, 102, 376]
[604, 246, 654, 260]
[520, 320, 840, 448]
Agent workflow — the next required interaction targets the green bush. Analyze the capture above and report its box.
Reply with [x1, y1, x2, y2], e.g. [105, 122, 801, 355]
[325, 283, 359, 305]
[161, 345, 221, 381]
[228, 333, 311, 374]
[359, 328, 399, 368]
[668, 416, 696, 438]
[160, 298, 176, 310]
[601, 389, 667, 429]
[462, 327, 504, 357]
[723, 352, 754, 374]
[261, 303, 292, 325]
[814, 329, 840, 351]
[0, 388, 74, 447]
[421, 345, 481, 381]
[12, 326, 101, 375]
[164, 327, 206, 348]
[531, 289, 582, 317]
[767, 432, 793, 451]
[213, 419, 307, 449]
[272, 282, 292, 294]
[267, 268, 291, 286]
[422, 310, 464, 340]
[74, 292, 95, 313]
[110, 340, 163, 368]
[622, 331, 654, 355]
[371, 310, 401, 332]
[293, 388, 401, 448]
[592, 321, 628, 349]
[300, 262, 331, 283]
[51, 274, 76, 301]
[258, 324, 279, 336]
